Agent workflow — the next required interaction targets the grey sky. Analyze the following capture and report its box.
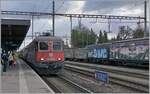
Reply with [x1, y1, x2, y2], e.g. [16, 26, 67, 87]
[83, 0, 145, 14]
[1, 0, 149, 49]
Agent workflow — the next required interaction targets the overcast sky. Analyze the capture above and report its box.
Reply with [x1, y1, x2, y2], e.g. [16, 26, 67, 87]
[1, 0, 149, 50]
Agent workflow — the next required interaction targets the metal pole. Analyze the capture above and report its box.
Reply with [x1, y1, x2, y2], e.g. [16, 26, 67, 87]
[70, 16, 72, 32]
[86, 31, 88, 46]
[144, 0, 147, 37]
[32, 15, 34, 40]
[78, 17, 81, 30]
[70, 16, 72, 47]
[52, 0, 55, 36]
[108, 19, 111, 33]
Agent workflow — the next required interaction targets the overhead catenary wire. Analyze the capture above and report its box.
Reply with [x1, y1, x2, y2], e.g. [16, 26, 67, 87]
[2, 11, 145, 20]
[2, 1, 148, 38]
[55, 1, 65, 13]
[36, 0, 53, 36]
[89, 21, 148, 23]
[28, 0, 53, 40]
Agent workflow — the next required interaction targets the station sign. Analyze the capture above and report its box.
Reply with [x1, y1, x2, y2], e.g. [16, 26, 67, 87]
[95, 70, 109, 84]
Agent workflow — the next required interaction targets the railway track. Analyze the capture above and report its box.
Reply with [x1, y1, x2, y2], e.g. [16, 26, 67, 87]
[65, 61, 149, 80]
[64, 61, 149, 93]
[25, 58, 92, 93]
[43, 75, 92, 93]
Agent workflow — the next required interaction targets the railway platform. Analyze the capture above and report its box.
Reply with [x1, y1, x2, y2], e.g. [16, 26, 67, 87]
[0, 59, 54, 93]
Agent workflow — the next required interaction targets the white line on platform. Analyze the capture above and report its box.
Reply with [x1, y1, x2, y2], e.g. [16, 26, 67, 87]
[20, 59, 55, 94]
[19, 60, 29, 93]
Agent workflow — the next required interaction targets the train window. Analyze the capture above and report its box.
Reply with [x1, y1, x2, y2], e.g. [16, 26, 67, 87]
[53, 41, 61, 51]
[39, 42, 48, 50]
[35, 42, 38, 51]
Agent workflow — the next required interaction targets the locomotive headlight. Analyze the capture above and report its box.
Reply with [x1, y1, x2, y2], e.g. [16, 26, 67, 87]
[41, 58, 44, 61]
[58, 58, 61, 60]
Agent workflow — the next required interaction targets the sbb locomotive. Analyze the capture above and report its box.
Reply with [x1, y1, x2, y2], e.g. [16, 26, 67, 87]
[20, 36, 64, 75]
[65, 37, 149, 66]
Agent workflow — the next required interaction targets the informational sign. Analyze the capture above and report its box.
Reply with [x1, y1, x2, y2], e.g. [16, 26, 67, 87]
[95, 71, 109, 84]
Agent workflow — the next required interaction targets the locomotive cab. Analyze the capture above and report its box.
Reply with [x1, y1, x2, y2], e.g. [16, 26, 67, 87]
[36, 40, 64, 63]
[34, 37, 64, 75]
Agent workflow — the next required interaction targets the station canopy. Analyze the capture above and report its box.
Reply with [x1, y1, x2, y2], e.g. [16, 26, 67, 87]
[1, 19, 30, 51]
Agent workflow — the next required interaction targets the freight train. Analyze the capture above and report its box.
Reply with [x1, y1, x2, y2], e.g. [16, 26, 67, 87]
[64, 37, 149, 66]
[20, 36, 64, 75]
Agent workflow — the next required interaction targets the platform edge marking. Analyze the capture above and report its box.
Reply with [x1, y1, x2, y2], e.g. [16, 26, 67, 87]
[19, 60, 29, 93]
[20, 59, 55, 94]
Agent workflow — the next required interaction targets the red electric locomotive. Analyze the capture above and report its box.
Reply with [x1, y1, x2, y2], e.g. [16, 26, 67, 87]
[20, 36, 64, 75]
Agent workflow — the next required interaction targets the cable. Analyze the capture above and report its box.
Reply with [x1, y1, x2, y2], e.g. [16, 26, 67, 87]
[36, 0, 52, 34]
[89, 21, 146, 23]
[37, 1, 64, 35]
[40, 0, 52, 12]
[55, 1, 65, 13]
[89, 17, 98, 23]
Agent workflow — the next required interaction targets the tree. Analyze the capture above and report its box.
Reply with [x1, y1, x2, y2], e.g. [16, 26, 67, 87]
[71, 24, 97, 48]
[117, 26, 132, 40]
[133, 23, 144, 38]
[71, 29, 78, 47]
[103, 30, 108, 43]
[97, 30, 108, 43]
[110, 37, 117, 42]
[88, 28, 97, 45]
[98, 30, 103, 43]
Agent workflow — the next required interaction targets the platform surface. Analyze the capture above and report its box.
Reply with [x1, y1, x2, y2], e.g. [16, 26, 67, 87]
[0, 59, 54, 94]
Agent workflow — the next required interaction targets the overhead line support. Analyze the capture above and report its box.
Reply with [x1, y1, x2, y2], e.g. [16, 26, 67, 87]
[2, 11, 145, 20]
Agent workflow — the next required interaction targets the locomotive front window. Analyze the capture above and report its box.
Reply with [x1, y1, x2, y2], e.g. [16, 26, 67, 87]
[53, 41, 61, 51]
[39, 42, 48, 50]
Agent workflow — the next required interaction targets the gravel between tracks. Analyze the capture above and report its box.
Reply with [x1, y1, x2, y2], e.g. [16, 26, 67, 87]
[65, 61, 149, 77]
[44, 75, 92, 93]
[65, 63, 149, 92]
[41, 61, 148, 93]
[61, 69, 141, 93]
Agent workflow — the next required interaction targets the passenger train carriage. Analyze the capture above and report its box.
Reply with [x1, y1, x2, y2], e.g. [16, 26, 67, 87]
[20, 36, 64, 75]
[64, 37, 149, 66]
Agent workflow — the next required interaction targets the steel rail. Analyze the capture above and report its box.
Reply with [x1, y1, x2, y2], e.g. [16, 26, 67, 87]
[65, 61, 149, 80]
[42, 77, 63, 93]
[43, 75, 92, 93]
[58, 76, 92, 93]
[64, 64, 149, 93]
